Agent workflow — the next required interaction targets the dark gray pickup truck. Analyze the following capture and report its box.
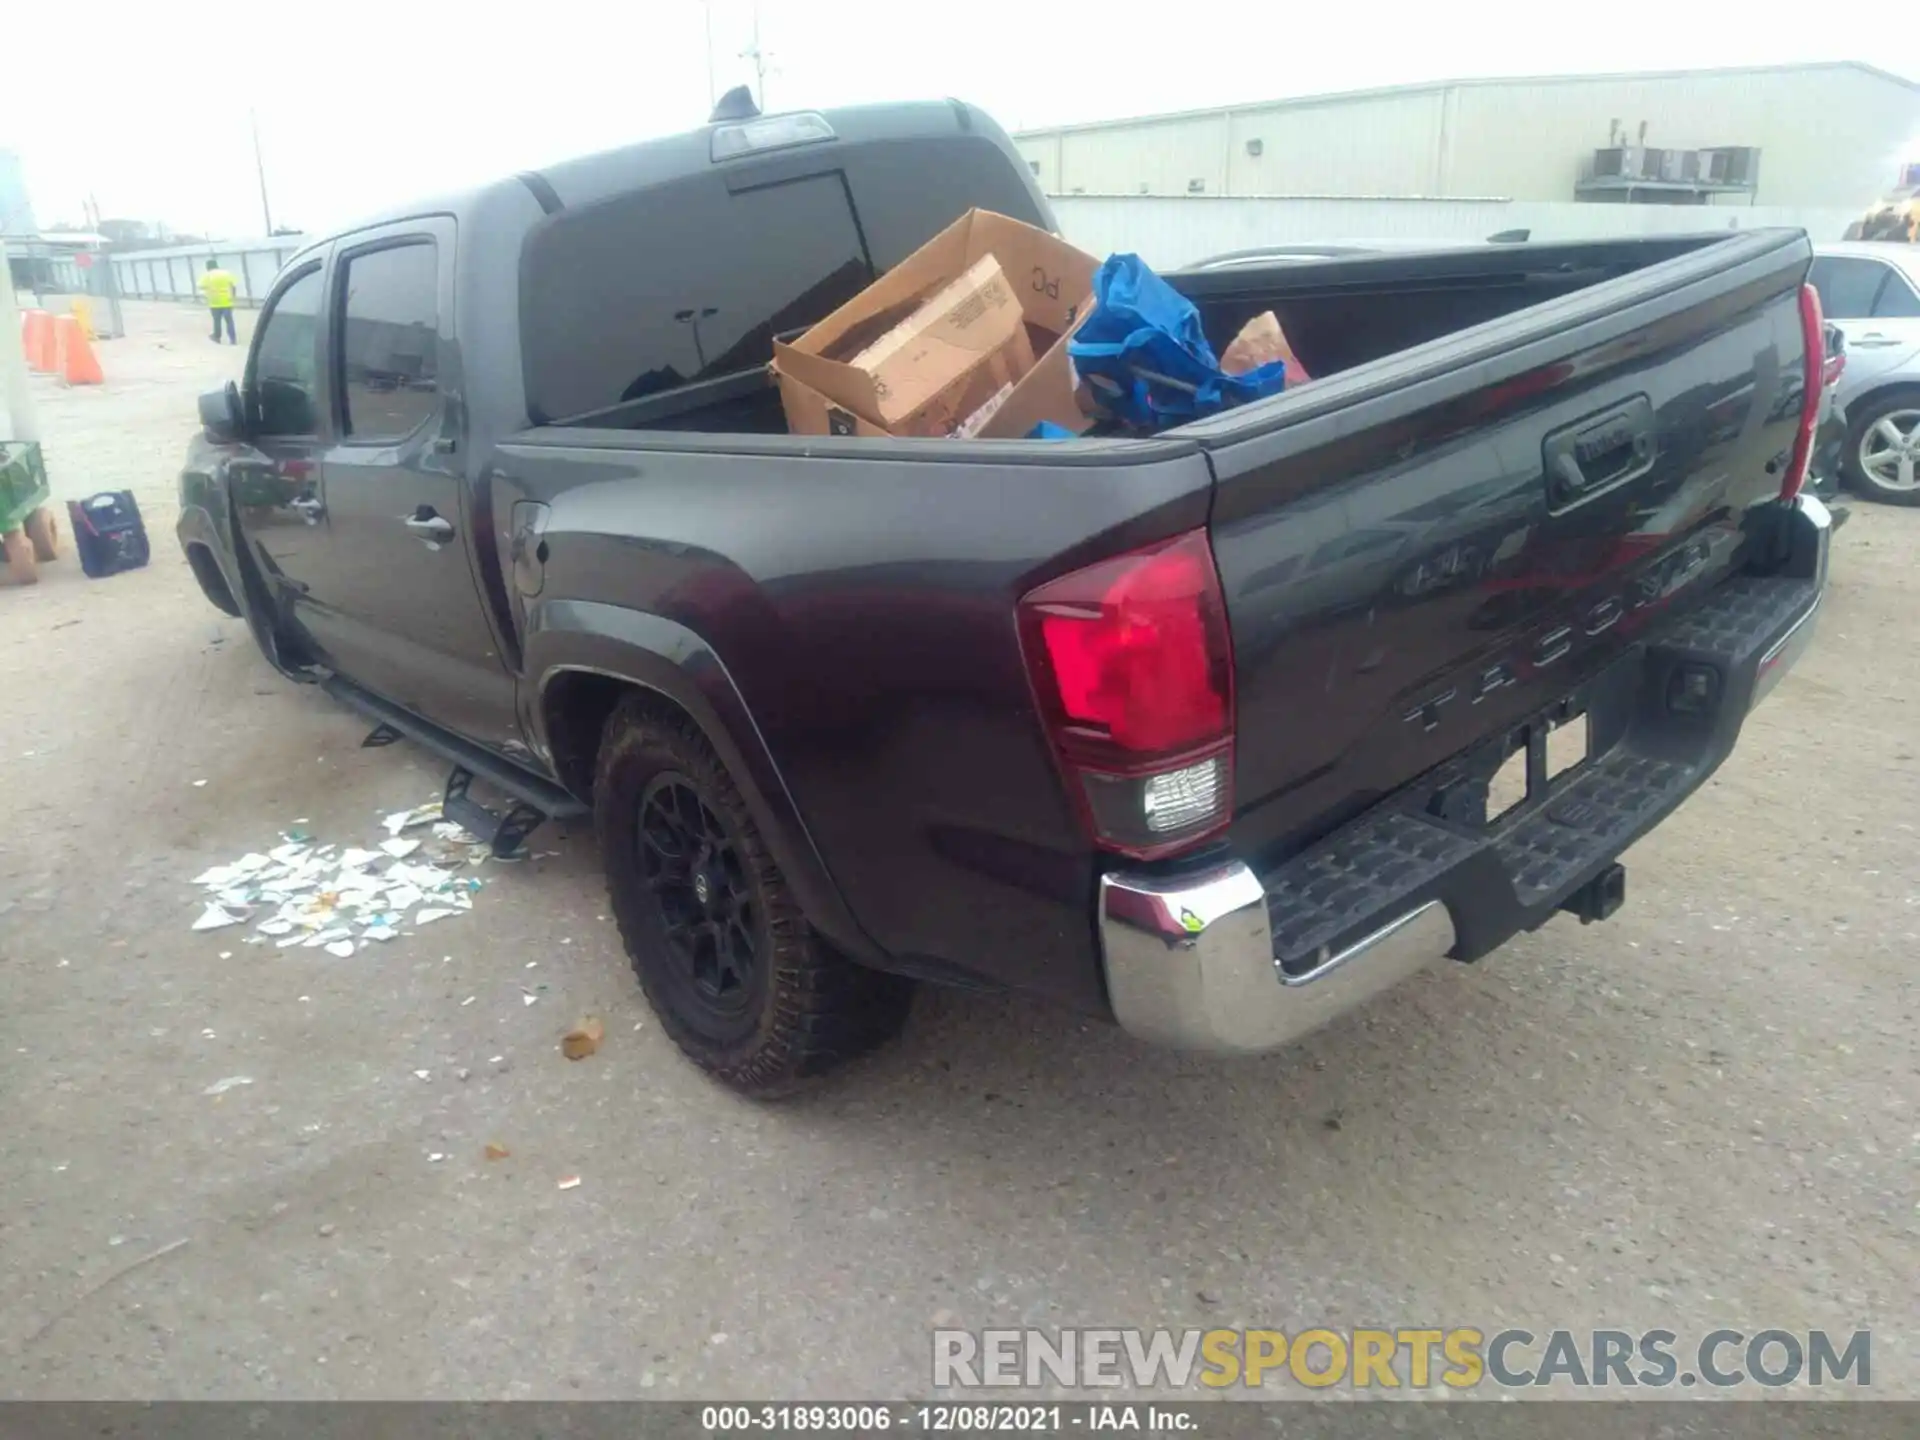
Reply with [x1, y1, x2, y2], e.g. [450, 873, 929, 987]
[178, 100, 1831, 1095]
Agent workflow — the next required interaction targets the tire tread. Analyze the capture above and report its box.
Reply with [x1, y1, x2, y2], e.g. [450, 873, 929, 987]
[592, 695, 911, 1096]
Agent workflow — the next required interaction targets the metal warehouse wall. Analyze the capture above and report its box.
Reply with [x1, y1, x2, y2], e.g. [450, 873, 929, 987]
[1017, 64, 1920, 210]
[41, 237, 312, 306]
[1049, 196, 1863, 271]
[1440, 68, 1917, 207]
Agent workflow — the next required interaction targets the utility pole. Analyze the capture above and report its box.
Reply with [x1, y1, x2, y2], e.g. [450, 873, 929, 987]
[740, 1, 768, 109]
[250, 108, 274, 236]
[702, 0, 717, 108]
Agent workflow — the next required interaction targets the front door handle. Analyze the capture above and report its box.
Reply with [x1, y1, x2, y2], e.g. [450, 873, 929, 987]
[404, 512, 455, 545]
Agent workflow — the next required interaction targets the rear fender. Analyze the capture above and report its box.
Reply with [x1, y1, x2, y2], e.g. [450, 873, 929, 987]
[523, 601, 881, 965]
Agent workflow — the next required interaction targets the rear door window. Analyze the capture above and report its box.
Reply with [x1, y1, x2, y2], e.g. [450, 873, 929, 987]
[1810, 257, 1893, 319]
[337, 241, 442, 441]
[1872, 269, 1920, 318]
[521, 172, 872, 422]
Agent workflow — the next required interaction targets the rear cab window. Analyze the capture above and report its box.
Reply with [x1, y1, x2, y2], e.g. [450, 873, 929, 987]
[517, 133, 1051, 426]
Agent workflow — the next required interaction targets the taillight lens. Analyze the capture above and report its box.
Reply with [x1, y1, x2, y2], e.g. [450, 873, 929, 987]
[1783, 283, 1824, 501]
[1017, 529, 1236, 859]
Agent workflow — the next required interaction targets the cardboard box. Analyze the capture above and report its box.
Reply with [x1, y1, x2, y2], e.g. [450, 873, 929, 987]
[773, 254, 1032, 438]
[774, 209, 1099, 440]
[853, 254, 1035, 436]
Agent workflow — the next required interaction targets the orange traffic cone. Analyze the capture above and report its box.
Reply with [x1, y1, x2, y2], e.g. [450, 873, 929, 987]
[54, 315, 104, 386]
[22, 310, 56, 372]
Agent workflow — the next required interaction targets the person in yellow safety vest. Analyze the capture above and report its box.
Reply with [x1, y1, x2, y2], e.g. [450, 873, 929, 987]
[199, 259, 239, 344]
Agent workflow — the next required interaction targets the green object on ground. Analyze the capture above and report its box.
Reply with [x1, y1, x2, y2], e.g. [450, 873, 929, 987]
[0, 442, 50, 534]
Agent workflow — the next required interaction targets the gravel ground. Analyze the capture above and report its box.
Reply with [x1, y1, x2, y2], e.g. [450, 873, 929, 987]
[1, 302, 1915, 1400]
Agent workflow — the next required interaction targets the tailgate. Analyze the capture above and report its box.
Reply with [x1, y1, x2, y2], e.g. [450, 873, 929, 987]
[1196, 231, 1813, 862]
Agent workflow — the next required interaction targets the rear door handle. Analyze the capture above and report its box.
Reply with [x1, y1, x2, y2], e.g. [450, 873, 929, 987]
[404, 512, 455, 545]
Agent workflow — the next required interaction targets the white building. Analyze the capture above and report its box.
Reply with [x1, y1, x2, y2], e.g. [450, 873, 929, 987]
[1014, 63, 1919, 213]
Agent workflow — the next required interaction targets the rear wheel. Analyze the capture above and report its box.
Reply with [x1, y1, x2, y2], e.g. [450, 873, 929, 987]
[1842, 389, 1920, 506]
[593, 697, 912, 1095]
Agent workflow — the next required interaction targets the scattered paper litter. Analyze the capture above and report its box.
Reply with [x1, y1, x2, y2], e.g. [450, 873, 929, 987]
[192, 779, 208, 788]
[557, 1175, 581, 1191]
[385, 883, 425, 912]
[522, 992, 539, 1007]
[191, 804, 513, 946]
[193, 904, 245, 932]
[485, 1142, 511, 1161]
[384, 801, 443, 835]
[203, 1075, 254, 1096]
[413, 1069, 432, 1081]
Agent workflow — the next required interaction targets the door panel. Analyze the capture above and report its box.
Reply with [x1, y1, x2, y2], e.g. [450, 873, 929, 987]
[1813, 256, 1920, 373]
[304, 223, 522, 748]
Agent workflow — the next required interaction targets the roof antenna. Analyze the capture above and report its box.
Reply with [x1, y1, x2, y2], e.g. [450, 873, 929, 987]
[710, 85, 760, 123]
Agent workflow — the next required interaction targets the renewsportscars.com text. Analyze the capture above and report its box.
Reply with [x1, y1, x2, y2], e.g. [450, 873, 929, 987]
[932, 1327, 1871, 1391]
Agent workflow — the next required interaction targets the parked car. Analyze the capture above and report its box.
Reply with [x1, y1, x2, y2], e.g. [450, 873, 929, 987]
[177, 101, 1831, 1096]
[1804, 321, 1849, 505]
[1808, 242, 1920, 505]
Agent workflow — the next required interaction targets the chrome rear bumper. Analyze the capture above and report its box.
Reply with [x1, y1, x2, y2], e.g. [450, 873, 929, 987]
[1099, 865, 1455, 1055]
[1097, 494, 1830, 1056]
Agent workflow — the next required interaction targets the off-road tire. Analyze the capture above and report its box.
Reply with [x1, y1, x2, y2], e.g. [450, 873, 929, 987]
[593, 696, 912, 1096]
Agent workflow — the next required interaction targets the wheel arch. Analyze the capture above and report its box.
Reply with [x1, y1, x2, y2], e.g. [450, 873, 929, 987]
[1844, 377, 1920, 421]
[527, 607, 882, 965]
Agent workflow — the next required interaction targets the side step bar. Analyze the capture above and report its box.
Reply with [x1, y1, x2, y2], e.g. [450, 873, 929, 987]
[323, 676, 589, 855]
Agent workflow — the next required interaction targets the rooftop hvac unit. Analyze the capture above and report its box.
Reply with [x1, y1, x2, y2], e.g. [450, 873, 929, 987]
[1590, 146, 1650, 180]
[1657, 149, 1699, 183]
[1701, 147, 1761, 186]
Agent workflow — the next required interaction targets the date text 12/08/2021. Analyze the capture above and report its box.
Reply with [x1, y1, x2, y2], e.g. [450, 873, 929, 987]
[702, 1406, 1193, 1432]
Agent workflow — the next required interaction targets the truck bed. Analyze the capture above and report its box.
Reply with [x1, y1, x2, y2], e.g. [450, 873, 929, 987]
[494, 228, 1816, 1011]
[557, 235, 1731, 436]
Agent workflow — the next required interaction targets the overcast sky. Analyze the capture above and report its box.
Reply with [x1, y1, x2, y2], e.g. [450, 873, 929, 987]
[2, 0, 1914, 238]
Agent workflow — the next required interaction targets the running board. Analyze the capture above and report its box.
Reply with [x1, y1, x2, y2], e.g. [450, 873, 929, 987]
[443, 765, 549, 858]
[322, 676, 588, 853]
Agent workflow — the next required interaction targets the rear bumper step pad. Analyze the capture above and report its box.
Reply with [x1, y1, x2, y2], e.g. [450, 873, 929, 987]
[1260, 563, 1821, 973]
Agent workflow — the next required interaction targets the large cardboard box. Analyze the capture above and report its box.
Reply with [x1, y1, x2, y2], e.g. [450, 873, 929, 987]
[774, 209, 1099, 440]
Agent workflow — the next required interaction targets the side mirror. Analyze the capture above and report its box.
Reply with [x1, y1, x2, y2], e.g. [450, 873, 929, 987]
[198, 382, 244, 443]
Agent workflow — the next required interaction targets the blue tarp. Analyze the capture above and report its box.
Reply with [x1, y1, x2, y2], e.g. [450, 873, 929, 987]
[1067, 253, 1288, 430]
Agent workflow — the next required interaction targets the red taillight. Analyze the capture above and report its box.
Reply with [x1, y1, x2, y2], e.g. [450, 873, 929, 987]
[1783, 283, 1824, 501]
[1017, 528, 1236, 859]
